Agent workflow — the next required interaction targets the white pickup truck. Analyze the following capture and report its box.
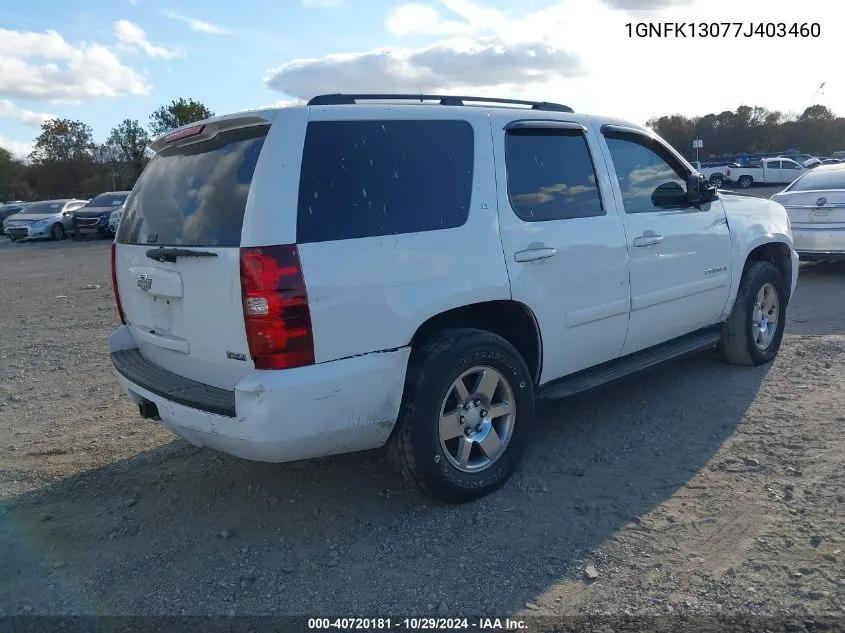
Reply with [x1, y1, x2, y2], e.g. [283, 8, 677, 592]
[691, 161, 735, 187]
[109, 94, 800, 502]
[727, 157, 807, 188]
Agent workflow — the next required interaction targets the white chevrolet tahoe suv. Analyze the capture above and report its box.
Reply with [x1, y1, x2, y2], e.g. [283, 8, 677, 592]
[109, 93, 799, 503]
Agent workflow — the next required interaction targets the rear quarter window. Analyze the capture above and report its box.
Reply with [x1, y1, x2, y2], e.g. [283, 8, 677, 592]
[296, 119, 474, 243]
[117, 125, 269, 247]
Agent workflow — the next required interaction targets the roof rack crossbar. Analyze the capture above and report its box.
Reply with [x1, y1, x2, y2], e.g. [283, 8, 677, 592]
[307, 93, 573, 113]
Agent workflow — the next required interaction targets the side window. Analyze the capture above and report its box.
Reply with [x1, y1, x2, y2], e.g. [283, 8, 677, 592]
[782, 161, 799, 170]
[504, 129, 604, 222]
[604, 133, 689, 213]
[296, 120, 474, 243]
[768, 161, 782, 170]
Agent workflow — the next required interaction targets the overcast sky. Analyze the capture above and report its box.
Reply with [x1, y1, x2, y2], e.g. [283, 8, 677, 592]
[0, 0, 839, 157]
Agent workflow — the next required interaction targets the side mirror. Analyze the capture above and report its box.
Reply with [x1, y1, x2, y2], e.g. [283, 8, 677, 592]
[686, 173, 705, 206]
[700, 181, 717, 203]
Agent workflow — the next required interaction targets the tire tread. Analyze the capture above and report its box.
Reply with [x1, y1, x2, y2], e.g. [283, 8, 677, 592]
[387, 328, 529, 502]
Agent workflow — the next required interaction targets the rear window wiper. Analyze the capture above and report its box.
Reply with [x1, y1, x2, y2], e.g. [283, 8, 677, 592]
[145, 247, 219, 263]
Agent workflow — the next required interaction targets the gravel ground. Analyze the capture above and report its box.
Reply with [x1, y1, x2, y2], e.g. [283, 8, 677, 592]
[0, 231, 844, 622]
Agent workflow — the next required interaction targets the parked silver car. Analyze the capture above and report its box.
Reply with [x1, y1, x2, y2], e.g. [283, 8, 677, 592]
[771, 163, 845, 260]
[4, 199, 88, 242]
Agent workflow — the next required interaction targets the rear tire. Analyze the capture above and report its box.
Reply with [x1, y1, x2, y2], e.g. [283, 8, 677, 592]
[718, 261, 786, 366]
[387, 328, 534, 503]
[737, 175, 753, 188]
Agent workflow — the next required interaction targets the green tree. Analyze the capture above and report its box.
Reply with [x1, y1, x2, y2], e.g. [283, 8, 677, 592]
[107, 119, 150, 177]
[29, 119, 96, 195]
[29, 119, 95, 164]
[149, 98, 214, 137]
[798, 104, 835, 122]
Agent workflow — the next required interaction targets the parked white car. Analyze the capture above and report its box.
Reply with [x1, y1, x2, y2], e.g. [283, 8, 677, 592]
[726, 157, 807, 188]
[109, 94, 799, 502]
[4, 199, 88, 241]
[770, 162, 845, 260]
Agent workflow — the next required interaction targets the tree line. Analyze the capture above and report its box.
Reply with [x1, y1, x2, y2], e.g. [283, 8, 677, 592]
[647, 104, 845, 162]
[0, 98, 213, 202]
[3, 101, 845, 203]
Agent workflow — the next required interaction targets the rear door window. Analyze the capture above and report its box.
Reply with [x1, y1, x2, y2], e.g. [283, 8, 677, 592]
[117, 125, 269, 247]
[505, 129, 604, 221]
[296, 120, 474, 243]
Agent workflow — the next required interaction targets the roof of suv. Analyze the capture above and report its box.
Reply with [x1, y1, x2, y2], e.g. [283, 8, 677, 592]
[150, 93, 654, 149]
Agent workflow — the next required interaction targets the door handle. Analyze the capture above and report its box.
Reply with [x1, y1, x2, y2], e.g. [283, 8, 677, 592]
[633, 233, 664, 247]
[514, 248, 557, 263]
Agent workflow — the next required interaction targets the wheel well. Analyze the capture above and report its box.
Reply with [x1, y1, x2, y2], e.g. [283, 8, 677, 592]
[410, 301, 542, 385]
[744, 242, 792, 300]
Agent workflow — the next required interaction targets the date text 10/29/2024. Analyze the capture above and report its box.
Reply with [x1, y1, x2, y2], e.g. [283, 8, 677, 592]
[626, 22, 820, 38]
[308, 618, 527, 631]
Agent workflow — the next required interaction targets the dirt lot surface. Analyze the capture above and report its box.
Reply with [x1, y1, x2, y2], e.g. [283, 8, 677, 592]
[1, 230, 844, 623]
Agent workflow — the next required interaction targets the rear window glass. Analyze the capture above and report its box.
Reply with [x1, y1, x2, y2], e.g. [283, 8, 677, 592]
[296, 120, 474, 243]
[87, 193, 128, 207]
[21, 202, 63, 214]
[117, 125, 269, 247]
[788, 168, 845, 191]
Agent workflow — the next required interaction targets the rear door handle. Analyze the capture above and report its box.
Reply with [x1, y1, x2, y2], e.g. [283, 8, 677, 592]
[514, 248, 557, 263]
[633, 233, 664, 247]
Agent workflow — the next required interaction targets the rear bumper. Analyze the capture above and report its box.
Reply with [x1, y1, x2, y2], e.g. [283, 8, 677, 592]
[108, 326, 411, 463]
[792, 226, 845, 257]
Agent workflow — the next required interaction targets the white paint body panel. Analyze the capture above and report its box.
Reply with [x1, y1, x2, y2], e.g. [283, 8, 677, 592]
[718, 193, 800, 313]
[110, 326, 409, 461]
[490, 112, 631, 382]
[593, 124, 733, 354]
[295, 107, 511, 363]
[109, 104, 800, 465]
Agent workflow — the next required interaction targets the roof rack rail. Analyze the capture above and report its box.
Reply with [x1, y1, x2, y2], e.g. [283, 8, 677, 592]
[307, 93, 574, 113]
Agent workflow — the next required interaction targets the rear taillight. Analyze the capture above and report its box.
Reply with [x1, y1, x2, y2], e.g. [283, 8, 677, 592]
[111, 243, 126, 325]
[240, 245, 315, 370]
[726, 168, 731, 177]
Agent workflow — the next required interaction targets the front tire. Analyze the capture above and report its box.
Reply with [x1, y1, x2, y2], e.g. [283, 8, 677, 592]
[718, 261, 786, 366]
[387, 328, 535, 503]
[710, 174, 724, 187]
[51, 223, 66, 240]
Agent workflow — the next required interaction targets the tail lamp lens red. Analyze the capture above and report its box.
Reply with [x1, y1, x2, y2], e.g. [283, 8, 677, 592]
[239, 245, 315, 370]
[111, 243, 127, 325]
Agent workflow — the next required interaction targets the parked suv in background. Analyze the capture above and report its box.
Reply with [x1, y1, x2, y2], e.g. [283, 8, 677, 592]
[5, 199, 88, 241]
[109, 94, 798, 502]
[71, 191, 131, 239]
